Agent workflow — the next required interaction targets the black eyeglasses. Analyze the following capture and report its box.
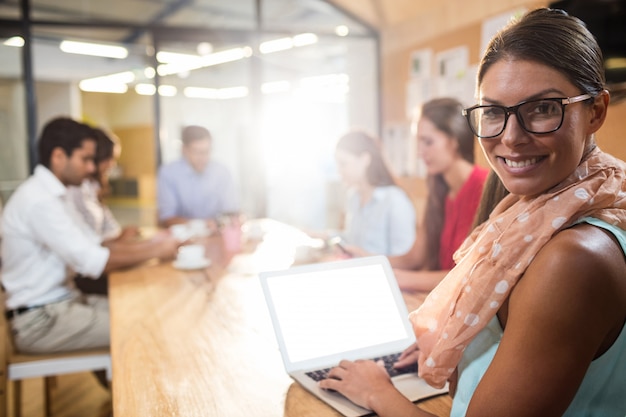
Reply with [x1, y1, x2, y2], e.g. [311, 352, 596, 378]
[462, 93, 593, 139]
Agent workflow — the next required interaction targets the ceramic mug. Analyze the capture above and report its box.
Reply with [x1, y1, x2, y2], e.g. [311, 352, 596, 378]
[177, 244, 205, 264]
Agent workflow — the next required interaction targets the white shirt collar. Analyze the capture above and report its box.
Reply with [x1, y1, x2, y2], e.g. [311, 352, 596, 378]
[34, 165, 66, 198]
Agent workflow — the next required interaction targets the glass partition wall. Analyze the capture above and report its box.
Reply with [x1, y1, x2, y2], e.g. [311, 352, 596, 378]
[0, 0, 379, 229]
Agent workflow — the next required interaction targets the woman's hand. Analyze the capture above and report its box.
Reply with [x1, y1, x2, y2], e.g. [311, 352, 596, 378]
[318, 359, 395, 410]
[395, 342, 420, 369]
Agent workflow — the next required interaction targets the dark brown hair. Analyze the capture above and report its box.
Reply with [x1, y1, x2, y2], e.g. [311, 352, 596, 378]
[335, 130, 396, 187]
[471, 170, 510, 229]
[38, 117, 95, 168]
[479, 8, 605, 96]
[420, 98, 476, 270]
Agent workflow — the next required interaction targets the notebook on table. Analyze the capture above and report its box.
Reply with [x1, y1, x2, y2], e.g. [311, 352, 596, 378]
[259, 255, 448, 417]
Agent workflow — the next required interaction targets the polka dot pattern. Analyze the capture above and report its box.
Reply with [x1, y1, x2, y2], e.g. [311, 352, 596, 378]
[408, 148, 626, 388]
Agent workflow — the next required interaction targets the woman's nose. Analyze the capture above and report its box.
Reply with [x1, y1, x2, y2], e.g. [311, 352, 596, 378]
[500, 113, 531, 147]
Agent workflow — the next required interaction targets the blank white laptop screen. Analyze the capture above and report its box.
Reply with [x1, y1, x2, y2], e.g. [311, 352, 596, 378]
[263, 260, 411, 364]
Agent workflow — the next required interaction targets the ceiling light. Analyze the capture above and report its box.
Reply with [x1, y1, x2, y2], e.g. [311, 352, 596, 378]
[144, 67, 156, 79]
[158, 85, 177, 97]
[157, 47, 252, 76]
[135, 84, 156, 95]
[260, 38, 293, 54]
[79, 82, 128, 94]
[200, 47, 252, 66]
[135, 84, 177, 96]
[3, 36, 24, 47]
[197, 42, 213, 56]
[335, 25, 350, 37]
[60, 40, 128, 59]
[156, 51, 200, 64]
[79, 71, 135, 93]
[293, 33, 318, 47]
[260, 33, 319, 54]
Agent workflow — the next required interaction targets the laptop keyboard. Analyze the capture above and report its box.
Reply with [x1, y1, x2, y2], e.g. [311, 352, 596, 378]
[305, 352, 418, 382]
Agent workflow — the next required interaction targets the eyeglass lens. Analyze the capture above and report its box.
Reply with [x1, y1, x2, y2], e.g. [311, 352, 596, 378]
[469, 100, 564, 138]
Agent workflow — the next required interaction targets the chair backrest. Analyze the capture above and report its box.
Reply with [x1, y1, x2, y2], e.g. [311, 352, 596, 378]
[0, 287, 111, 417]
[0, 288, 9, 416]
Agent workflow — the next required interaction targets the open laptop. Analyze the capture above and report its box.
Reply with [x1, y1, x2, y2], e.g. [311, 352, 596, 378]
[259, 255, 448, 416]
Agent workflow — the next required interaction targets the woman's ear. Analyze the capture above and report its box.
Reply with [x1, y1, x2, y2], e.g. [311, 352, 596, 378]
[588, 89, 610, 135]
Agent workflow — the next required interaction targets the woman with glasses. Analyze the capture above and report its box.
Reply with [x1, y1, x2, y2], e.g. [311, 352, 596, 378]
[319, 8, 626, 416]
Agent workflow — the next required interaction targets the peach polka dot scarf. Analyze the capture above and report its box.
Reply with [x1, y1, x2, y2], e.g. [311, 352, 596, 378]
[409, 147, 626, 388]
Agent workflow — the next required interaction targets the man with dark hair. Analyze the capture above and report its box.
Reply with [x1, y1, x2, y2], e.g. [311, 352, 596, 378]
[1, 116, 180, 354]
[157, 125, 240, 229]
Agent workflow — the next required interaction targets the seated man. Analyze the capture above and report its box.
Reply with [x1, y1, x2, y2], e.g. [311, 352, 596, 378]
[1, 117, 180, 354]
[157, 125, 240, 230]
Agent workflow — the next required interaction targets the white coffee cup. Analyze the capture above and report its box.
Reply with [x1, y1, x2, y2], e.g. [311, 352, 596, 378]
[170, 224, 192, 242]
[188, 219, 208, 237]
[177, 244, 205, 265]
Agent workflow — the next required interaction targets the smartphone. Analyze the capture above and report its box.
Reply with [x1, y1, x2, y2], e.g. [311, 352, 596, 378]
[328, 236, 352, 257]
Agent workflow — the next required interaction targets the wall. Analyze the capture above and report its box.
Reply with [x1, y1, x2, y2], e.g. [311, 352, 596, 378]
[379, 3, 626, 214]
[0, 81, 28, 203]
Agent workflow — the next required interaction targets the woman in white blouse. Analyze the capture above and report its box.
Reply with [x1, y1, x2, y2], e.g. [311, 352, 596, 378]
[334, 130, 416, 256]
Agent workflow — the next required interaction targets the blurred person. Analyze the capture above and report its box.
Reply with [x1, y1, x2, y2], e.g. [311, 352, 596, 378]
[1, 117, 180, 354]
[67, 127, 141, 295]
[334, 130, 416, 256]
[157, 125, 240, 230]
[347, 98, 489, 292]
[67, 127, 138, 242]
[319, 8, 626, 416]
[391, 98, 488, 291]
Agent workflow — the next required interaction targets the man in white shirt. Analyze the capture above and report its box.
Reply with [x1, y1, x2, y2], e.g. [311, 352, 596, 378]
[1, 117, 180, 354]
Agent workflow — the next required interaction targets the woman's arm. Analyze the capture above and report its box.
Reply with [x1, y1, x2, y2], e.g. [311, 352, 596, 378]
[466, 225, 626, 416]
[388, 226, 427, 270]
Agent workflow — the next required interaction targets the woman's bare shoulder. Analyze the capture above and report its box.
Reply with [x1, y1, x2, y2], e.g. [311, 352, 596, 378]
[510, 222, 626, 345]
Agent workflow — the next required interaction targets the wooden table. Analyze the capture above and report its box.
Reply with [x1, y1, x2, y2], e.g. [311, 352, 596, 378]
[109, 220, 452, 416]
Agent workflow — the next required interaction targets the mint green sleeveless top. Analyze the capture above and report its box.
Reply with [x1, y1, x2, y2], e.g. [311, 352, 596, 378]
[451, 218, 626, 416]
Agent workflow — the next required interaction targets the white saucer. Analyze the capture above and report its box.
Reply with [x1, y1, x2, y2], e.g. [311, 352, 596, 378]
[173, 258, 211, 270]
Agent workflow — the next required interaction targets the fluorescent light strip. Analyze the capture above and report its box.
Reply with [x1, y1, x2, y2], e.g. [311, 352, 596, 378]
[157, 47, 252, 76]
[3, 36, 24, 47]
[158, 85, 177, 96]
[292, 33, 318, 47]
[259, 37, 293, 54]
[60, 40, 128, 59]
[156, 51, 200, 64]
[79, 82, 128, 94]
[79, 71, 135, 94]
[135, 84, 156, 95]
[260, 33, 318, 54]
[135, 84, 178, 96]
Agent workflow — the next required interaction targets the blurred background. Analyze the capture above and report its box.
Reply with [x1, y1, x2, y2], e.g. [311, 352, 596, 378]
[1, 0, 625, 231]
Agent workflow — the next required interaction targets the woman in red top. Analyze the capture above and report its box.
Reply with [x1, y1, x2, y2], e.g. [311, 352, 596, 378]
[390, 97, 489, 291]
